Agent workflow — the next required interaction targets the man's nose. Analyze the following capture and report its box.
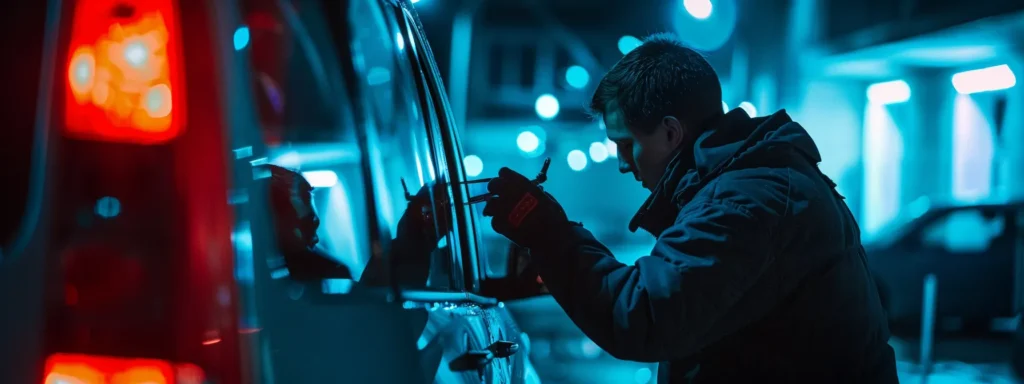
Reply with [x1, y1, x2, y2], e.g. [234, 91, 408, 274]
[618, 156, 632, 174]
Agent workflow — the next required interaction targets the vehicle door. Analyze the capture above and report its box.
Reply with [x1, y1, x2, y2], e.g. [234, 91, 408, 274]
[234, 0, 513, 382]
[227, 0, 464, 382]
[392, 1, 535, 382]
[911, 206, 1017, 319]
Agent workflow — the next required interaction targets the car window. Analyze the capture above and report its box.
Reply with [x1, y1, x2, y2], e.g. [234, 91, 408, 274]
[240, 0, 457, 289]
[241, 0, 376, 279]
[392, 4, 468, 290]
[920, 209, 1007, 253]
[351, 0, 458, 290]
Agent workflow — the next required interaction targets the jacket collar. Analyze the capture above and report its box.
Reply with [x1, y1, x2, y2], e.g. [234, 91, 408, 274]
[627, 109, 799, 237]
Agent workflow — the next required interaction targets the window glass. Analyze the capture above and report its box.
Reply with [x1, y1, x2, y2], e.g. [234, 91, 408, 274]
[394, 7, 472, 289]
[921, 209, 1006, 253]
[350, 0, 456, 289]
[242, 0, 456, 289]
[241, 0, 374, 280]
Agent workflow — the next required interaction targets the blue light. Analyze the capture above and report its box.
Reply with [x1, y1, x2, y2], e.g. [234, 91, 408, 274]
[952, 64, 1016, 95]
[589, 141, 609, 163]
[517, 131, 540, 153]
[738, 101, 757, 117]
[565, 65, 590, 89]
[866, 80, 911, 105]
[683, 0, 713, 19]
[534, 94, 560, 120]
[302, 170, 339, 187]
[722, 101, 729, 113]
[463, 155, 484, 177]
[95, 196, 121, 218]
[634, 367, 653, 384]
[617, 35, 642, 55]
[396, 32, 405, 51]
[233, 26, 250, 51]
[605, 138, 618, 158]
[567, 150, 588, 171]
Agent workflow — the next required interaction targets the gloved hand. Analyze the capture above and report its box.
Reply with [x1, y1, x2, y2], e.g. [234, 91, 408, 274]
[396, 183, 436, 242]
[482, 167, 571, 250]
[389, 183, 441, 285]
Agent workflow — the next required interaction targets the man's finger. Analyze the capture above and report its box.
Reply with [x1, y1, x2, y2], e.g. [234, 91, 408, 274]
[482, 198, 499, 217]
[487, 175, 509, 193]
[416, 184, 432, 198]
[498, 167, 531, 183]
[491, 215, 511, 235]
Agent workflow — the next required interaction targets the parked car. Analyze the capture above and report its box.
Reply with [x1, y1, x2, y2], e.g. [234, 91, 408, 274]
[0, 0, 545, 383]
[866, 198, 1024, 336]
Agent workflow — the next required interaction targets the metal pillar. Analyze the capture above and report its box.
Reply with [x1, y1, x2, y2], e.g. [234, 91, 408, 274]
[919, 273, 938, 382]
[448, 0, 482, 132]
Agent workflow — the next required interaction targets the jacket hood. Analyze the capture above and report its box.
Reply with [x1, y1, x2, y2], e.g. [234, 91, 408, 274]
[628, 109, 821, 236]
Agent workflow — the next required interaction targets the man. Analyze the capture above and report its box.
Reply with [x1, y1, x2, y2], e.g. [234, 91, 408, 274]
[258, 164, 433, 285]
[482, 34, 898, 383]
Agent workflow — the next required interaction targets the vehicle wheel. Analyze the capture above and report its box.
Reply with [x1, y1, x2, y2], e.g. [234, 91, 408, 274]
[1013, 315, 1024, 379]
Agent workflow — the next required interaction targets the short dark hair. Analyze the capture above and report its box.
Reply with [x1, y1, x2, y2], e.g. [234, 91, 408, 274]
[256, 164, 313, 217]
[590, 33, 723, 134]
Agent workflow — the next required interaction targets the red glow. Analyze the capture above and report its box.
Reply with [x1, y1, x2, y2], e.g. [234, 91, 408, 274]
[201, 338, 221, 346]
[64, 0, 186, 144]
[43, 354, 204, 384]
[61, 245, 146, 309]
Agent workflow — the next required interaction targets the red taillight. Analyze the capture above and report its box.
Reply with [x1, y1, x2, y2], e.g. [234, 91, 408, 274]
[43, 354, 205, 384]
[64, 0, 186, 144]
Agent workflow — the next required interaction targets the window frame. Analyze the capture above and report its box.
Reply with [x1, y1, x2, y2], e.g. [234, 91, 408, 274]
[391, 1, 482, 293]
[370, 0, 474, 291]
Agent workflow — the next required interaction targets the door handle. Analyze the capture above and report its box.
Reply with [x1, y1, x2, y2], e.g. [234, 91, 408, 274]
[448, 340, 520, 372]
[488, 340, 520, 358]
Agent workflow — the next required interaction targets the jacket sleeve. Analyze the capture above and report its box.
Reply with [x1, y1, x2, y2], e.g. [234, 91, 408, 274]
[532, 200, 779, 362]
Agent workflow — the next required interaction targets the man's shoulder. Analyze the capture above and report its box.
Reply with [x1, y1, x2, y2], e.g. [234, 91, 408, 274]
[689, 162, 845, 226]
[689, 167, 792, 217]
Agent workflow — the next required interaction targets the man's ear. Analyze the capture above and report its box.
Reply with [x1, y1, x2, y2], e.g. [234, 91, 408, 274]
[661, 116, 687, 148]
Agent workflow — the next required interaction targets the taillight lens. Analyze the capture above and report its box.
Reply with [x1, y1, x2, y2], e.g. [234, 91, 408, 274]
[43, 354, 205, 384]
[64, 0, 186, 144]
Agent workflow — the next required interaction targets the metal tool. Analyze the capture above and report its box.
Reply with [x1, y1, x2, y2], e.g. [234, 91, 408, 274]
[464, 157, 551, 205]
[400, 157, 551, 206]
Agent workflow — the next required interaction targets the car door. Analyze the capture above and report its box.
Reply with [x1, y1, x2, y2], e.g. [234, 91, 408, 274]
[391, 2, 532, 382]
[347, 0, 527, 383]
[228, 0, 455, 382]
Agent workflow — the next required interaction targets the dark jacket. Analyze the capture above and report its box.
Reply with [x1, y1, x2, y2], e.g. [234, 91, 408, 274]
[532, 109, 899, 383]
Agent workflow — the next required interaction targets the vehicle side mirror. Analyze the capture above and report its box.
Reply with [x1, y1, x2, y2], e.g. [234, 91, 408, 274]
[479, 243, 549, 301]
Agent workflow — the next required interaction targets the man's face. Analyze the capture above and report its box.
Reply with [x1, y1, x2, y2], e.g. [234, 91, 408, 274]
[604, 103, 685, 191]
[281, 189, 321, 252]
